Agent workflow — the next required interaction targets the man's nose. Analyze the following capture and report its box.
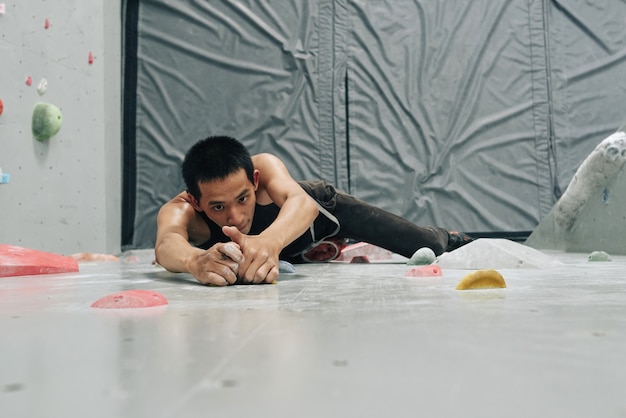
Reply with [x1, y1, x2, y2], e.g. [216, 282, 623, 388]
[226, 208, 243, 225]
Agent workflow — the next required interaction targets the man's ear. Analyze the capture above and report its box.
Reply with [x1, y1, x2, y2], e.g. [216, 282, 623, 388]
[187, 191, 202, 212]
[253, 169, 260, 191]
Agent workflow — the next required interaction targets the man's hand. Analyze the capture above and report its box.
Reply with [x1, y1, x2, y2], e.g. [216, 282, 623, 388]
[223, 226, 280, 284]
[187, 242, 243, 286]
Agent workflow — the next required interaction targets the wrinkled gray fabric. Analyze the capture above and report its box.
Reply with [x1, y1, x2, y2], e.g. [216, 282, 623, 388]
[129, 0, 626, 249]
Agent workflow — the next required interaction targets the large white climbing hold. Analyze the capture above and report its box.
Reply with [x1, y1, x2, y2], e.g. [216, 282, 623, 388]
[555, 130, 626, 230]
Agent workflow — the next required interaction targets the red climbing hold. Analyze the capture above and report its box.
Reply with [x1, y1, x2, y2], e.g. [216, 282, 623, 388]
[0, 99, 4, 116]
[25, 76, 32, 86]
[44, 18, 50, 29]
[91, 290, 168, 309]
[405, 265, 442, 277]
[88, 51, 94, 65]
[0, 244, 79, 278]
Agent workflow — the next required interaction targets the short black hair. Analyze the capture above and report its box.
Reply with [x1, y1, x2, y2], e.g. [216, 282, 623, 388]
[182, 136, 255, 200]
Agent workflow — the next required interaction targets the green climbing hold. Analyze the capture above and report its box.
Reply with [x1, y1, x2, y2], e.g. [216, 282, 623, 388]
[32, 102, 63, 141]
[588, 251, 611, 262]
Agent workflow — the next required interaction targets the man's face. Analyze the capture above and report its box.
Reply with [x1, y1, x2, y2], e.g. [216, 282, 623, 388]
[193, 168, 259, 234]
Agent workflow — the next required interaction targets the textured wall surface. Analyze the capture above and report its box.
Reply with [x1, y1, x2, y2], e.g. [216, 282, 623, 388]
[127, 0, 626, 249]
[0, 1, 121, 254]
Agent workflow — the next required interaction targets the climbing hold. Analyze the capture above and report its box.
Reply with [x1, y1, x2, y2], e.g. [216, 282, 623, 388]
[407, 247, 436, 265]
[335, 242, 392, 262]
[456, 269, 506, 290]
[25, 76, 32, 86]
[350, 255, 370, 263]
[32, 102, 63, 141]
[71, 252, 119, 262]
[0, 3, 6, 14]
[91, 290, 168, 309]
[0, 244, 78, 277]
[588, 251, 611, 262]
[279, 260, 296, 273]
[88, 51, 94, 65]
[0, 98, 4, 116]
[405, 265, 442, 277]
[44, 18, 50, 29]
[37, 79, 48, 95]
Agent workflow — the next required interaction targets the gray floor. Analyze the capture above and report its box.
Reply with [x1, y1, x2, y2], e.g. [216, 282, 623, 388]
[2, 247, 626, 418]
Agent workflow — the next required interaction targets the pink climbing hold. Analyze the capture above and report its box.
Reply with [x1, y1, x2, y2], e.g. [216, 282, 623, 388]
[405, 265, 442, 277]
[91, 290, 168, 309]
[44, 18, 50, 29]
[0, 244, 79, 278]
[335, 242, 392, 262]
[88, 51, 94, 65]
[25, 76, 32, 86]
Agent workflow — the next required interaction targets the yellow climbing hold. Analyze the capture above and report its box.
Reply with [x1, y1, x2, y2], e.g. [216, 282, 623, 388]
[456, 269, 506, 290]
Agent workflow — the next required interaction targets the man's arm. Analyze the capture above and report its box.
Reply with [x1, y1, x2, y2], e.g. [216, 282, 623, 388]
[223, 153, 319, 283]
[155, 194, 243, 286]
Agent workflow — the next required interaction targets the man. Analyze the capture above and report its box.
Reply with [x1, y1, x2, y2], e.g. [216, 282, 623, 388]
[155, 136, 471, 286]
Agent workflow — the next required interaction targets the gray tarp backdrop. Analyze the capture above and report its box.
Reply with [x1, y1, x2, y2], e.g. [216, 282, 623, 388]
[124, 0, 626, 250]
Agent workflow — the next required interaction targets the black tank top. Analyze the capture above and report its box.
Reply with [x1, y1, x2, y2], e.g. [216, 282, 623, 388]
[196, 188, 339, 258]
[197, 203, 281, 250]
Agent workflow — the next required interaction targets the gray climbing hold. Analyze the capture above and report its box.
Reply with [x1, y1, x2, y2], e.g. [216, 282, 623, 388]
[279, 260, 296, 273]
[588, 251, 611, 262]
[407, 247, 436, 265]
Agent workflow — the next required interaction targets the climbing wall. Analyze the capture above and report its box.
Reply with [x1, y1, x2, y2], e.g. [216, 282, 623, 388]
[0, 0, 121, 255]
[126, 0, 626, 249]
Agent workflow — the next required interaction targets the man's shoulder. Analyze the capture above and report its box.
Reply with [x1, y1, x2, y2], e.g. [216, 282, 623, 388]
[158, 192, 197, 220]
[162, 192, 193, 208]
[251, 152, 281, 166]
[161, 193, 212, 243]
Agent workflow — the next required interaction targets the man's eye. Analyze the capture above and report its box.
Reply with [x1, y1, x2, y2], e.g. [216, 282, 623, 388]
[239, 196, 248, 203]
[212, 205, 224, 211]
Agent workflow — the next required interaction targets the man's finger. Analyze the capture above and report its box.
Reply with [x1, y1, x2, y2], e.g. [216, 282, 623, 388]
[215, 264, 239, 285]
[254, 261, 275, 284]
[239, 258, 260, 283]
[220, 242, 243, 262]
[201, 272, 228, 286]
[265, 266, 279, 284]
[222, 226, 245, 246]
